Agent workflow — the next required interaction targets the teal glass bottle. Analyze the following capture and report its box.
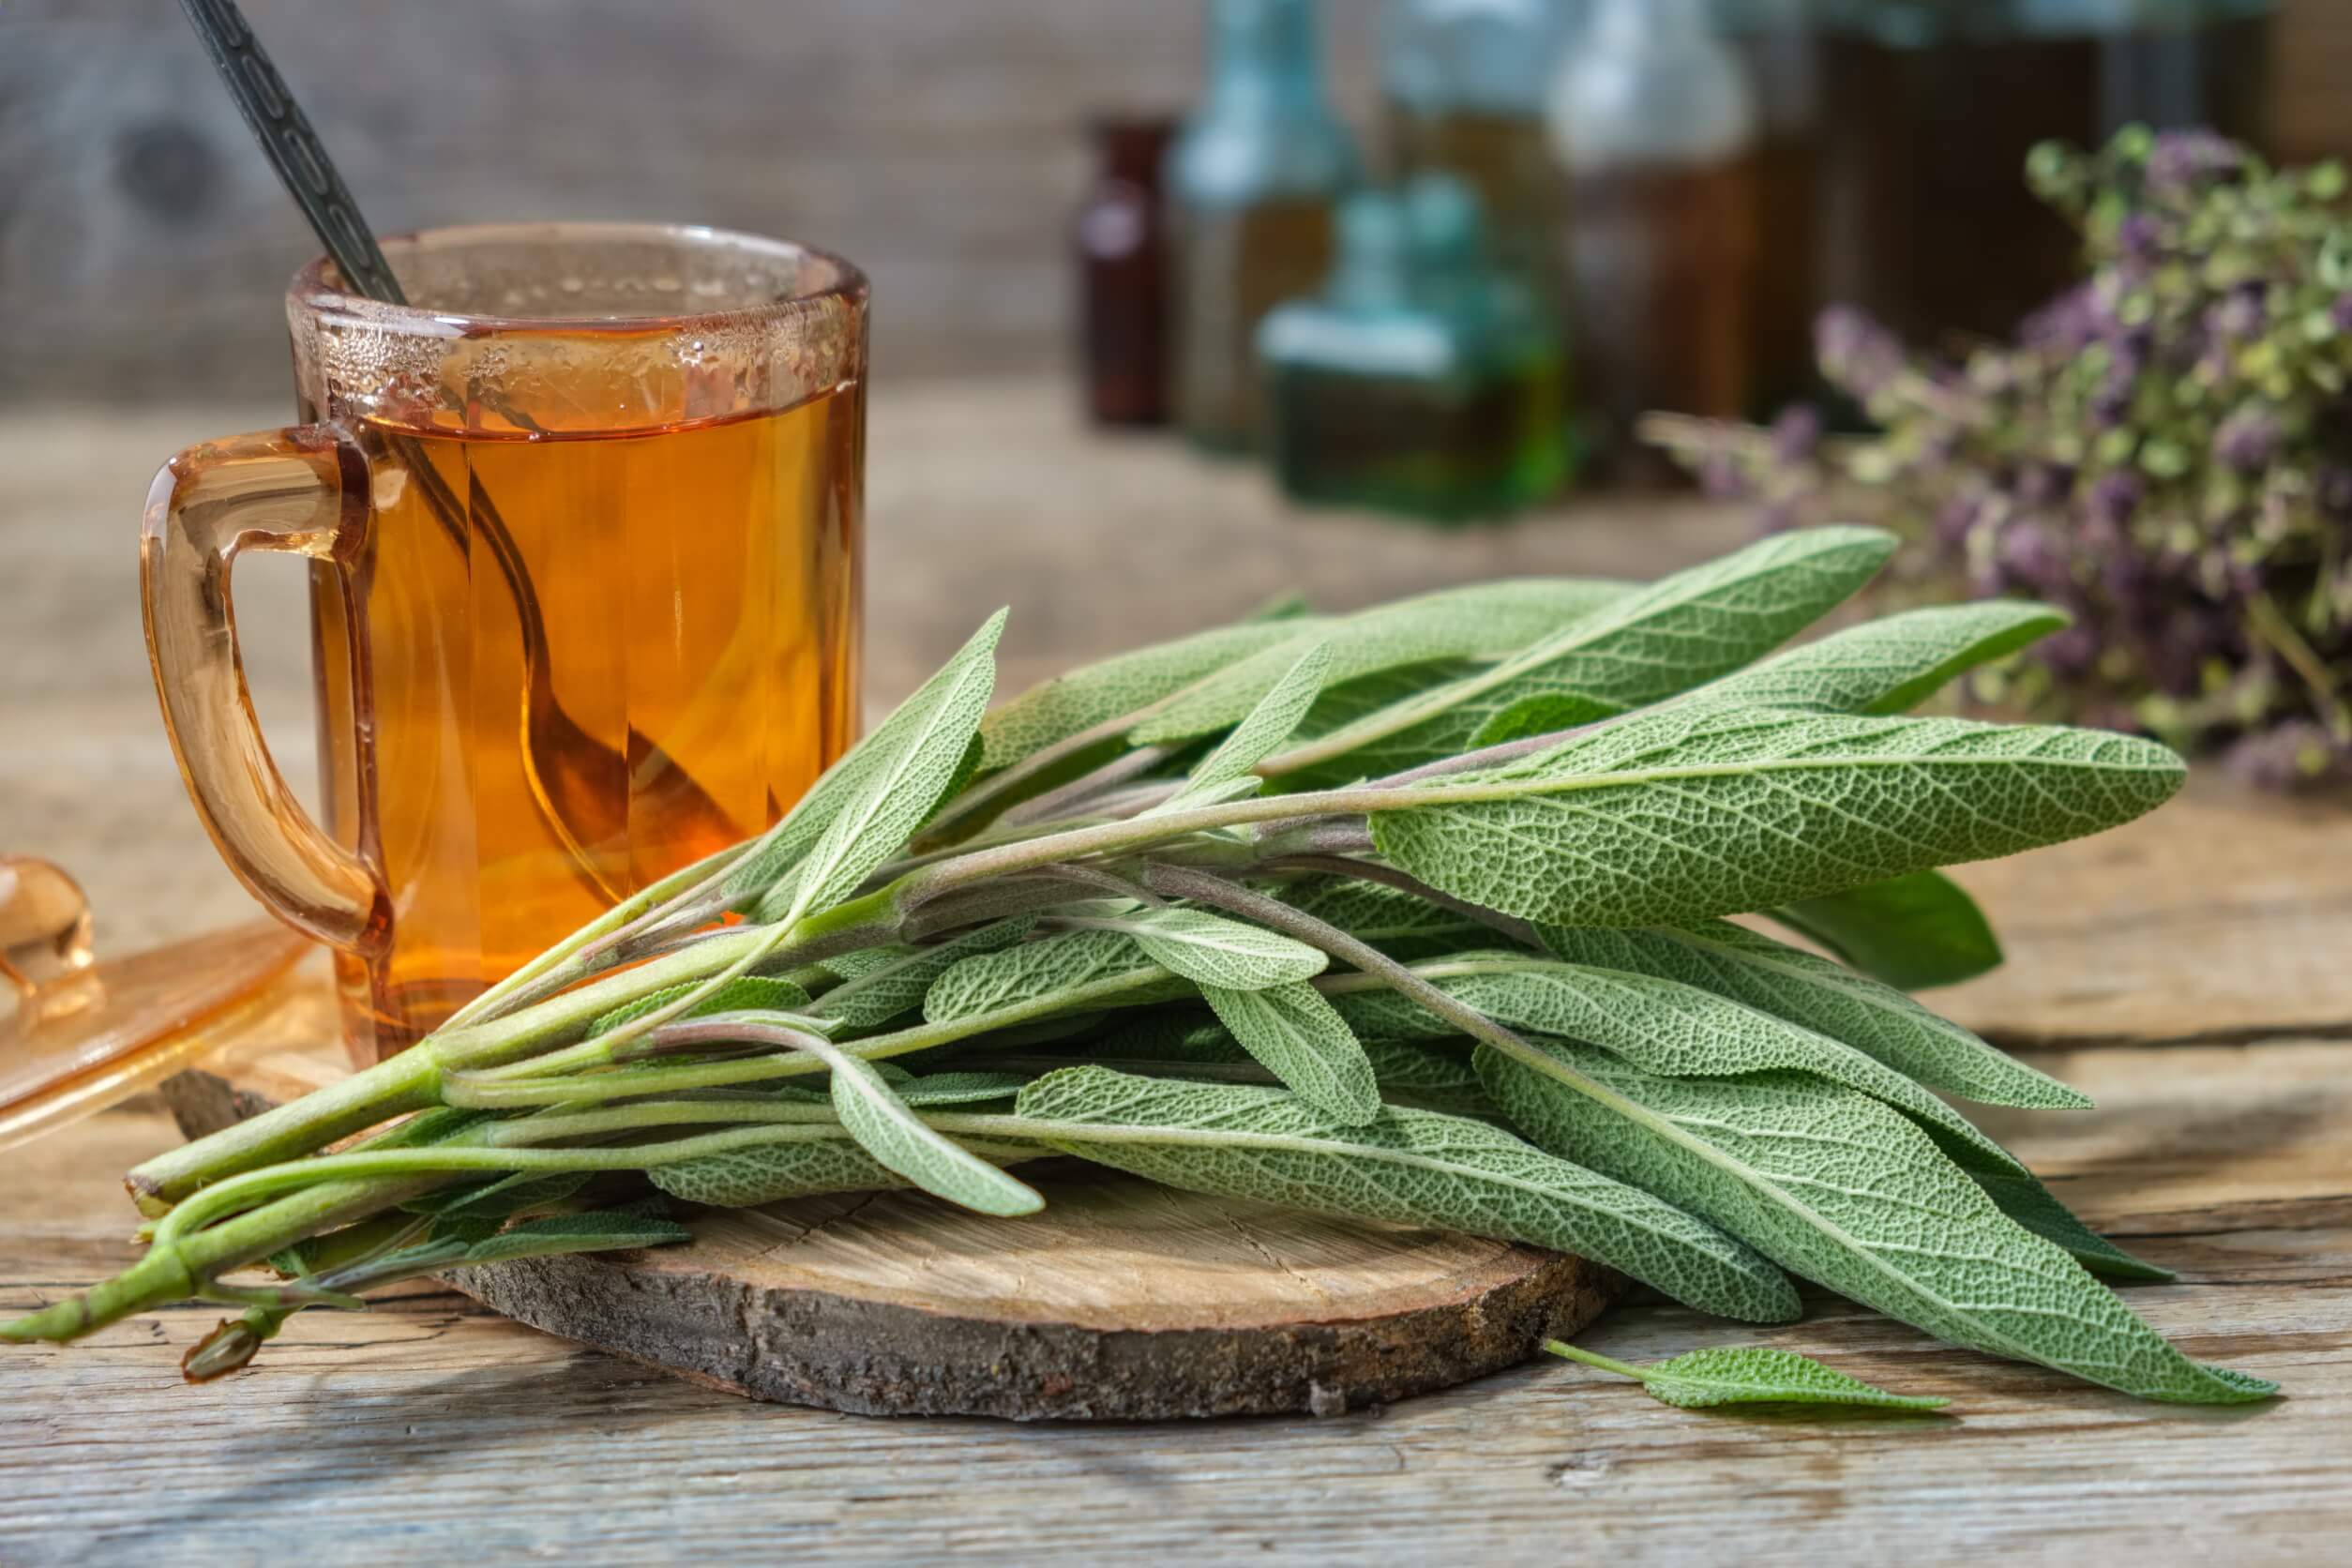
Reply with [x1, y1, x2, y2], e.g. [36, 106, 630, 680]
[1383, 0, 1570, 316]
[1259, 180, 1558, 522]
[1168, 0, 1362, 452]
[1405, 175, 1575, 505]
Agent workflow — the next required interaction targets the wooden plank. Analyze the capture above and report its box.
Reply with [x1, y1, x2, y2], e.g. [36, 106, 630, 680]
[1937, 775, 2352, 1048]
[3, 1037, 2344, 1563]
[153, 1049, 1617, 1421]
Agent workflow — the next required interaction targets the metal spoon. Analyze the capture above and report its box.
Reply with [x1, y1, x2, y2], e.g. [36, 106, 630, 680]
[175, 0, 733, 901]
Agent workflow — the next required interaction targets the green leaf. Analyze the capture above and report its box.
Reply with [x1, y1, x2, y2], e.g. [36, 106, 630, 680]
[1693, 601, 2068, 716]
[1200, 981, 1383, 1124]
[888, 1070, 1035, 1107]
[1372, 707, 2185, 929]
[647, 1126, 1044, 1209]
[1124, 908, 1330, 991]
[1014, 1066, 1800, 1323]
[1133, 579, 1631, 745]
[1278, 875, 1500, 960]
[1533, 923, 2080, 1108]
[1480, 1041, 2274, 1404]
[459, 1212, 693, 1265]
[822, 1049, 1044, 1216]
[402, 1171, 594, 1220]
[980, 618, 1326, 770]
[1269, 527, 1899, 779]
[1965, 1167, 2174, 1283]
[1359, 1038, 1493, 1118]
[1772, 871, 2005, 990]
[783, 611, 1006, 923]
[923, 928, 1179, 1025]
[585, 975, 814, 1040]
[1545, 1340, 1949, 1411]
[1154, 642, 1331, 809]
[1384, 959, 2037, 1179]
[807, 917, 1038, 1030]
[1402, 953, 2148, 1274]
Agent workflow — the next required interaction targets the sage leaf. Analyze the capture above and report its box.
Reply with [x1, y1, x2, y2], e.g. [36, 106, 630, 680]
[1772, 870, 2005, 990]
[887, 1071, 1035, 1108]
[459, 1212, 692, 1265]
[1480, 1040, 2274, 1404]
[1123, 908, 1330, 991]
[924, 928, 1179, 1025]
[823, 1049, 1043, 1216]
[783, 610, 1006, 924]
[1372, 707, 2185, 928]
[807, 917, 1038, 1030]
[648, 1126, 1044, 1209]
[1154, 642, 1331, 809]
[1415, 955, 2148, 1274]
[1133, 579, 1630, 744]
[1360, 1038, 1493, 1117]
[1269, 526, 1898, 779]
[1545, 1340, 1949, 1411]
[981, 618, 1325, 770]
[1280, 876, 1500, 960]
[1199, 981, 1383, 1124]
[1533, 922, 2080, 1108]
[401, 1170, 594, 1221]
[1693, 601, 2067, 716]
[1387, 959, 2035, 1178]
[1014, 1066, 1800, 1323]
[1967, 1167, 2174, 1283]
[585, 975, 815, 1040]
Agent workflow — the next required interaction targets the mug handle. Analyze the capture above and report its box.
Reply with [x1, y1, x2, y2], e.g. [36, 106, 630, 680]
[141, 426, 391, 955]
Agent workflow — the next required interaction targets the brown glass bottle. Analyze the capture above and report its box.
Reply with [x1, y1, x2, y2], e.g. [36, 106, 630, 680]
[1393, 109, 1567, 313]
[1817, 7, 2275, 340]
[1076, 117, 1177, 426]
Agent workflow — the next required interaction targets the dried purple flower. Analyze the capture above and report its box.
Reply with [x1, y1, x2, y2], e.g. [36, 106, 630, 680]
[1641, 127, 2352, 787]
[2087, 470, 2143, 530]
[2223, 721, 2349, 791]
[1769, 405, 1821, 466]
[2146, 128, 2243, 195]
[2021, 283, 2108, 354]
[2208, 286, 2266, 342]
[2212, 406, 2282, 473]
[1815, 306, 1906, 400]
[2317, 464, 2352, 518]
[1996, 520, 2071, 596]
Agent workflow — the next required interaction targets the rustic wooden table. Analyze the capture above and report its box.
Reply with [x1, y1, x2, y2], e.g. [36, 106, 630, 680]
[2, 384, 2347, 1563]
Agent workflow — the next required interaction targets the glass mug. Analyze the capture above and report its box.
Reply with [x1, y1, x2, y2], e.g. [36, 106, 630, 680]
[142, 224, 866, 1065]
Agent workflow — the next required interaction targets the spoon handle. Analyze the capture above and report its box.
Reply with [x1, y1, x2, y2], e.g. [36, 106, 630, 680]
[176, 0, 408, 304]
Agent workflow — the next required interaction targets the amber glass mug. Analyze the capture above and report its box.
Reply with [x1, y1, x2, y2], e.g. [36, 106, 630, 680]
[142, 224, 866, 1064]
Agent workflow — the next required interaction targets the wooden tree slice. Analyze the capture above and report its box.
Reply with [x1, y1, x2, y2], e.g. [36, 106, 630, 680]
[161, 1053, 1621, 1421]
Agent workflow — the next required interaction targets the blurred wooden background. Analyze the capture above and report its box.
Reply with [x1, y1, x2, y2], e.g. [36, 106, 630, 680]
[4, 0, 2349, 403]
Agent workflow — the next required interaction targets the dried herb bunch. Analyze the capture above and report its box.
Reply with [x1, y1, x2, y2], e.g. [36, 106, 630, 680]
[5, 533, 2277, 1403]
[1651, 127, 2352, 788]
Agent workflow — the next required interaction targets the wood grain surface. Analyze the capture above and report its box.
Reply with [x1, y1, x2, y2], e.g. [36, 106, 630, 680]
[158, 1050, 1621, 1424]
[4, 385, 2348, 1562]
[4, 2, 2349, 400]
[4, 1038, 2344, 1565]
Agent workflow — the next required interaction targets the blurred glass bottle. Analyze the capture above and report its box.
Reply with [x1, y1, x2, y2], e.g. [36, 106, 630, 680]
[1259, 180, 1555, 522]
[1817, 0, 2275, 341]
[1709, 0, 1822, 415]
[1546, 0, 1758, 481]
[1077, 116, 1178, 426]
[1384, 0, 1572, 314]
[1168, 0, 1362, 452]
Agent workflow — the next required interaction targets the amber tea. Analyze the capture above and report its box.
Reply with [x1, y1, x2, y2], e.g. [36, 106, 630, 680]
[143, 225, 867, 1063]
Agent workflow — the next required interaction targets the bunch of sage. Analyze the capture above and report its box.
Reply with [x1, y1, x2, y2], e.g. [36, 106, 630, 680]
[4, 527, 2275, 1404]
